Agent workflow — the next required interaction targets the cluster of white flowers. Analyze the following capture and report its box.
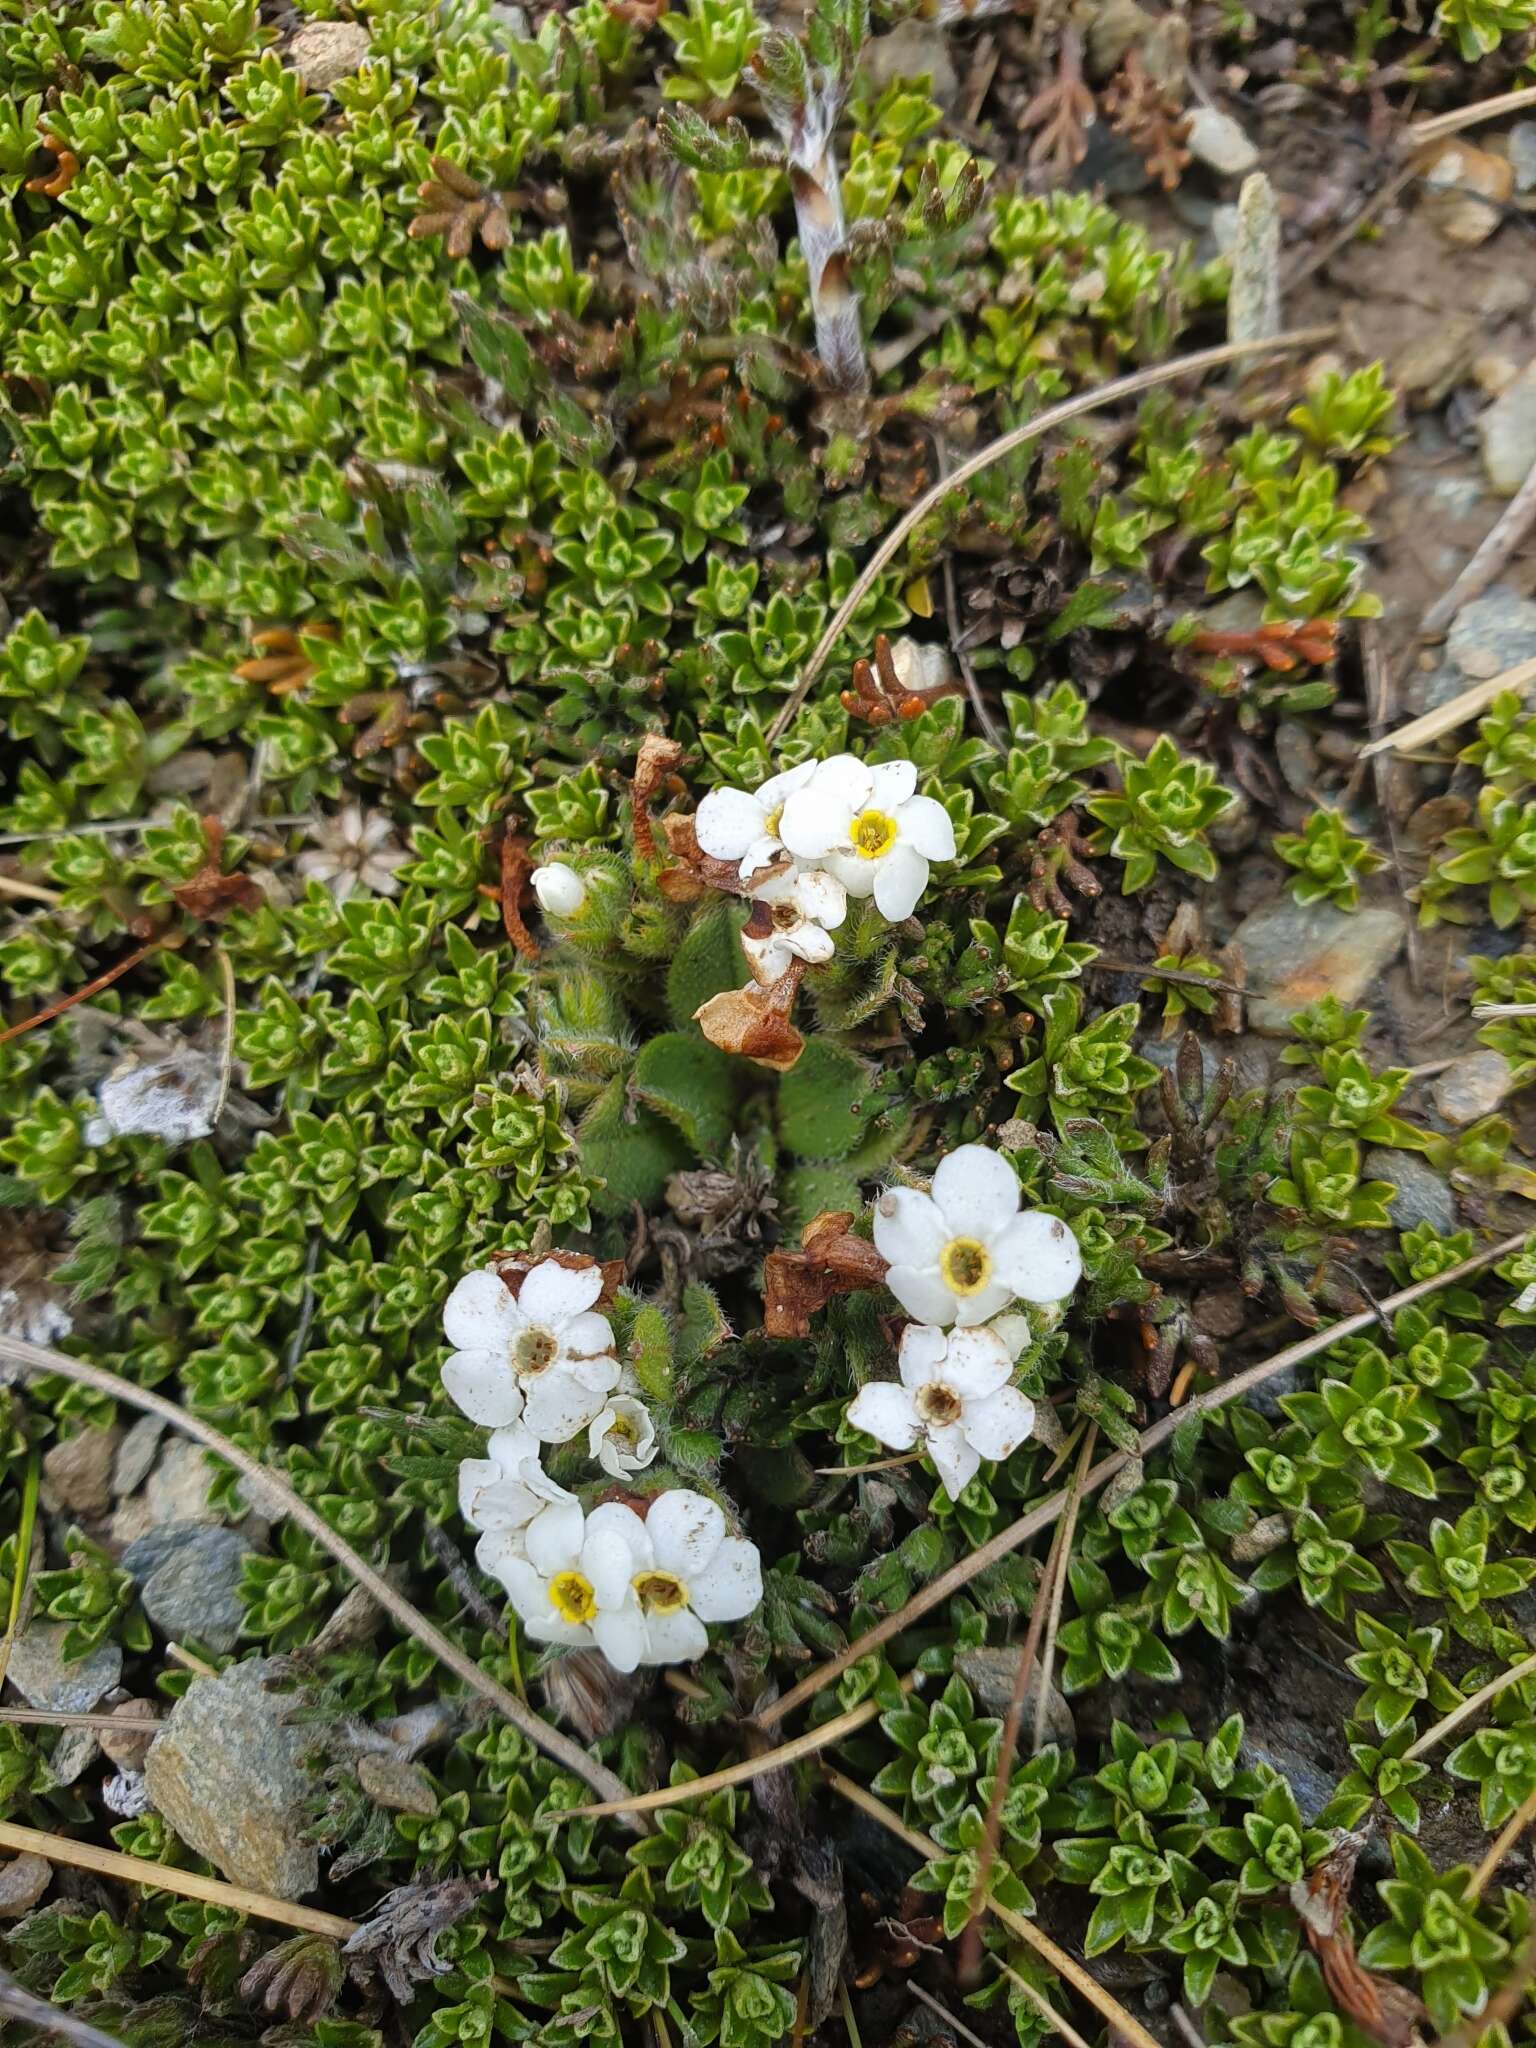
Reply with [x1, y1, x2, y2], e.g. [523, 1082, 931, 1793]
[442, 1256, 761, 1668]
[696, 753, 957, 982]
[847, 1144, 1083, 1501]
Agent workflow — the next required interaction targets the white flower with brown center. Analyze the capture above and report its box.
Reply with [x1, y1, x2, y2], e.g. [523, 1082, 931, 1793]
[695, 760, 818, 882]
[587, 1392, 658, 1478]
[846, 1321, 1037, 1500]
[872, 1143, 1082, 1327]
[296, 803, 410, 901]
[441, 1260, 621, 1445]
[458, 1422, 576, 1587]
[740, 865, 847, 984]
[778, 754, 956, 921]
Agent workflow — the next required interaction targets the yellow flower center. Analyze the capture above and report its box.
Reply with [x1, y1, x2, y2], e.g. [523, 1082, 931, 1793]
[850, 807, 898, 860]
[608, 1412, 640, 1446]
[940, 1237, 991, 1296]
[515, 1326, 558, 1375]
[632, 1570, 689, 1615]
[916, 1381, 963, 1427]
[549, 1571, 596, 1625]
[763, 802, 785, 839]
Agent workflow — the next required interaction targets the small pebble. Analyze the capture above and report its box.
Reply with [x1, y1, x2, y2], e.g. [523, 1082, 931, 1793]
[1432, 1049, 1514, 1127]
[1422, 139, 1514, 247]
[1186, 105, 1259, 176]
[0, 1854, 52, 1919]
[286, 20, 371, 88]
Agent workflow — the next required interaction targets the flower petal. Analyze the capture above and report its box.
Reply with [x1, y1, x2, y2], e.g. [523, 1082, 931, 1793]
[640, 1607, 710, 1665]
[560, 1310, 616, 1361]
[517, 1258, 603, 1325]
[896, 792, 957, 861]
[742, 929, 793, 985]
[474, 1529, 526, 1598]
[847, 1381, 921, 1450]
[524, 1498, 584, 1577]
[521, 1366, 611, 1443]
[688, 1538, 763, 1622]
[442, 1349, 525, 1428]
[820, 847, 877, 897]
[897, 1321, 949, 1391]
[989, 1313, 1033, 1361]
[779, 757, 871, 858]
[582, 1511, 647, 1607]
[646, 1490, 726, 1577]
[871, 844, 929, 922]
[496, 1552, 552, 1621]
[868, 758, 919, 810]
[756, 760, 817, 811]
[696, 785, 768, 862]
[884, 1263, 961, 1327]
[941, 1325, 1014, 1400]
[794, 866, 848, 929]
[952, 1275, 1015, 1327]
[443, 1269, 521, 1353]
[962, 1386, 1037, 1463]
[925, 1423, 981, 1501]
[592, 1604, 647, 1673]
[991, 1210, 1083, 1304]
[561, 1350, 623, 1395]
[931, 1144, 1022, 1240]
[872, 1185, 948, 1268]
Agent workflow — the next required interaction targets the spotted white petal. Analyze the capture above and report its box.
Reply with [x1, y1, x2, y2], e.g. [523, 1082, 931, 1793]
[647, 1490, 726, 1578]
[521, 1364, 615, 1444]
[931, 1144, 1022, 1240]
[640, 1606, 711, 1665]
[517, 1259, 603, 1326]
[990, 1210, 1083, 1305]
[688, 1537, 763, 1623]
[961, 1385, 1037, 1463]
[897, 793, 957, 861]
[872, 1185, 948, 1269]
[871, 843, 929, 922]
[940, 1325, 1015, 1401]
[896, 1322, 948, 1392]
[868, 759, 919, 811]
[442, 1268, 522, 1353]
[925, 1423, 981, 1500]
[560, 1309, 617, 1361]
[696, 784, 771, 863]
[847, 1380, 922, 1451]
[442, 1349, 525, 1428]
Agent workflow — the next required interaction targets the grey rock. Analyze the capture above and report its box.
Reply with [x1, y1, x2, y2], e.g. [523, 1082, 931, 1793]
[286, 19, 370, 88]
[1242, 1738, 1335, 1823]
[113, 1414, 166, 1498]
[860, 19, 959, 110]
[0, 1853, 52, 1918]
[1432, 1049, 1514, 1126]
[1478, 359, 1536, 495]
[124, 1522, 251, 1654]
[100, 1698, 160, 1770]
[50, 1725, 101, 1788]
[1364, 1149, 1459, 1236]
[143, 1660, 319, 1898]
[114, 1437, 223, 1544]
[1227, 173, 1280, 347]
[1232, 899, 1406, 1035]
[1186, 106, 1259, 176]
[955, 1648, 1076, 1745]
[1447, 587, 1536, 680]
[42, 1423, 120, 1519]
[1210, 202, 1240, 256]
[1512, 121, 1536, 193]
[5, 1622, 121, 1714]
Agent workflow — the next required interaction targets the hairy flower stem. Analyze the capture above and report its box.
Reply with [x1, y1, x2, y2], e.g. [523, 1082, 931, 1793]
[789, 142, 865, 394]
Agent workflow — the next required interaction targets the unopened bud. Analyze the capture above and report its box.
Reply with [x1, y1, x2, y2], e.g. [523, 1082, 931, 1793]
[531, 861, 587, 918]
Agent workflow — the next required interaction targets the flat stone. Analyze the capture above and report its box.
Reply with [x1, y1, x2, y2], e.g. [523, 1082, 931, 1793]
[42, 1423, 120, 1520]
[5, 1622, 121, 1714]
[144, 1660, 319, 1899]
[286, 20, 370, 88]
[112, 1415, 165, 1499]
[1432, 1049, 1514, 1126]
[124, 1522, 251, 1654]
[955, 1648, 1076, 1746]
[1232, 900, 1406, 1035]
[0, 1853, 51, 1918]
[1365, 1149, 1459, 1236]
[50, 1725, 100, 1788]
[1448, 588, 1536, 679]
[100, 1698, 160, 1771]
[1423, 139, 1513, 247]
[1478, 359, 1536, 495]
[1511, 121, 1536, 193]
[1186, 106, 1259, 176]
[1227, 172, 1280, 347]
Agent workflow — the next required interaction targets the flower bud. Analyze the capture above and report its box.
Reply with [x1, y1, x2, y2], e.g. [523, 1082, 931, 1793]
[531, 860, 587, 918]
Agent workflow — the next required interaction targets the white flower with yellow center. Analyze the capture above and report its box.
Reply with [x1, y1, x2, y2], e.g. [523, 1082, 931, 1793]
[458, 1423, 576, 1588]
[496, 1497, 649, 1654]
[846, 1320, 1037, 1500]
[778, 754, 956, 921]
[741, 865, 847, 984]
[587, 1391, 658, 1479]
[441, 1260, 621, 1445]
[872, 1143, 1082, 1327]
[695, 761, 818, 882]
[621, 1490, 764, 1667]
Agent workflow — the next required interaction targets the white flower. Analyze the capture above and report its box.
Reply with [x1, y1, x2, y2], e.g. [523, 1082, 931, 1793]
[846, 1320, 1037, 1500]
[501, 1490, 763, 1671]
[296, 803, 410, 902]
[531, 861, 587, 918]
[779, 754, 956, 921]
[441, 1259, 621, 1444]
[695, 760, 817, 882]
[587, 1392, 658, 1478]
[458, 1423, 575, 1588]
[872, 1143, 1082, 1327]
[741, 864, 847, 983]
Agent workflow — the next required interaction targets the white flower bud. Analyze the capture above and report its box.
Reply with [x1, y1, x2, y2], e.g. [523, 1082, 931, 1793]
[531, 861, 587, 918]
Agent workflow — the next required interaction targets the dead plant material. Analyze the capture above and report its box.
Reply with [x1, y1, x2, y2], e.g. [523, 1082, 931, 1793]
[0, 938, 164, 1047]
[632, 733, 685, 864]
[0, 1965, 127, 2048]
[1188, 619, 1338, 672]
[342, 1876, 494, 2003]
[762, 1209, 890, 1338]
[25, 134, 78, 198]
[1102, 50, 1190, 191]
[1360, 654, 1536, 760]
[172, 815, 263, 922]
[410, 157, 514, 256]
[1292, 1838, 1427, 2048]
[841, 633, 957, 728]
[1019, 25, 1094, 180]
[234, 624, 336, 696]
[499, 832, 540, 960]
[239, 1934, 345, 2025]
[696, 963, 807, 1071]
[1026, 810, 1099, 918]
[493, 1246, 627, 1308]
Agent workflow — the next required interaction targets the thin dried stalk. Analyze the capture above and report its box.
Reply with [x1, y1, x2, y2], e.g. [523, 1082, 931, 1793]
[1468, 1780, 1536, 1902]
[1412, 85, 1536, 146]
[1404, 1645, 1536, 1762]
[1360, 655, 1536, 760]
[0, 1965, 128, 2048]
[1473, 1003, 1536, 1020]
[1422, 452, 1536, 638]
[0, 1333, 639, 1818]
[757, 1230, 1527, 1729]
[765, 325, 1337, 743]
[1033, 1426, 1095, 1754]
[823, 1771, 1162, 2048]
